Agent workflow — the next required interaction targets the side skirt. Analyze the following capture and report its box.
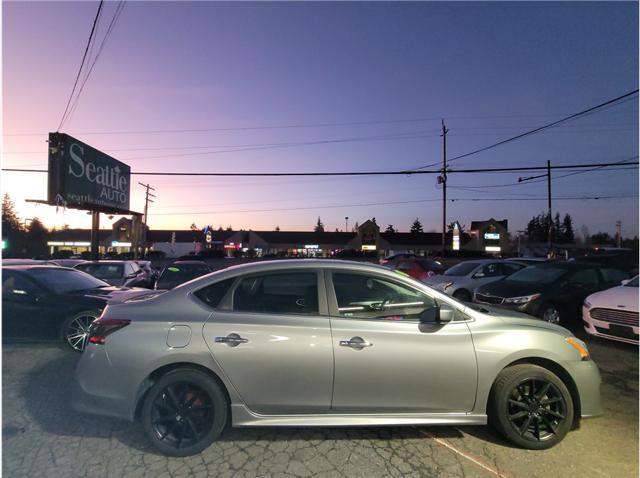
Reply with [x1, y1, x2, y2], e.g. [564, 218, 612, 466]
[231, 404, 487, 427]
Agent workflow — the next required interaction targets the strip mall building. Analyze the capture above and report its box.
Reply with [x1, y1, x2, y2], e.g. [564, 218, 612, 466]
[46, 217, 510, 257]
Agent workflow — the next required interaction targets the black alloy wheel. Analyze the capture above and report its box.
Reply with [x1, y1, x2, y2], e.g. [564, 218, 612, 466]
[540, 304, 562, 325]
[489, 364, 574, 450]
[141, 369, 227, 457]
[506, 378, 567, 443]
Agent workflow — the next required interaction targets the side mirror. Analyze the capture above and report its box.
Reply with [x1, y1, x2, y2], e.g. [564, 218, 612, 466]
[419, 305, 455, 324]
[621, 279, 630, 286]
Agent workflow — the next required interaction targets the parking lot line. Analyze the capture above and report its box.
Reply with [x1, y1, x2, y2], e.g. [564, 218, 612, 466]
[416, 428, 510, 478]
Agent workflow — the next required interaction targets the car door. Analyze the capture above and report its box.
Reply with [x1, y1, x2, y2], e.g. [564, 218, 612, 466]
[562, 268, 601, 313]
[326, 270, 477, 413]
[2, 270, 60, 340]
[202, 270, 334, 415]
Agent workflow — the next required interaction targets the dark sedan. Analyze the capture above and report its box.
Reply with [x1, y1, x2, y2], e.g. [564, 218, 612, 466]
[474, 261, 629, 325]
[2, 265, 154, 351]
[154, 261, 212, 290]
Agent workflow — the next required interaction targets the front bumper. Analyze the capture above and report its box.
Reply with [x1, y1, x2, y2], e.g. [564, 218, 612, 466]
[582, 306, 639, 345]
[564, 358, 604, 418]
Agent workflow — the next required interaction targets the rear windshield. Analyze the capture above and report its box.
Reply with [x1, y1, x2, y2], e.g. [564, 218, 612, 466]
[29, 268, 109, 293]
[506, 266, 568, 284]
[444, 262, 480, 276]
[156, 265, 210, 289]
[76, 263, 124, 280]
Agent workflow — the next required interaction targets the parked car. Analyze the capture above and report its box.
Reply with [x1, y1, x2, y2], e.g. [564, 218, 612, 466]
[2, 265, 154, 351]
[136, 260, 160, 288]
[388, 257, 446, 281]
[474, 261, 629, 325]
[74, 260, 149, 288]
[379, 253, 416, 265]
[512, 257, 549, 266]
[583, 275, 638, 345]
[425, 259, 526, 301]
[2, 259, 60, 266]
[573, 249, 639, 276]
[49, 259, 87, 268]
[154, 261, 212, 290]
[73, 259, 602, 456]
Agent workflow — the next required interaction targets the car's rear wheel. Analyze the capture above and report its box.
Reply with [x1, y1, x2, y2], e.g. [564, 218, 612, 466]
[61, 310, 100, 352]
[489, 364, 574, 449]
[453, 289, 472, 302]
[141, 368, 227, 457]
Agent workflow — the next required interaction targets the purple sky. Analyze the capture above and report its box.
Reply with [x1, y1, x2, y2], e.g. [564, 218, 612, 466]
[3, 2, 638, 237]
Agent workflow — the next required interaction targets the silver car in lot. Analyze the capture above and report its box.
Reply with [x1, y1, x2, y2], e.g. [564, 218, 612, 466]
[425, 259, 526, 301]
[73, 259, 602, 456]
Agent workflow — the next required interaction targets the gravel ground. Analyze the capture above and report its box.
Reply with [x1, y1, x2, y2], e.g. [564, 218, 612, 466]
[3, 329, 637, 478]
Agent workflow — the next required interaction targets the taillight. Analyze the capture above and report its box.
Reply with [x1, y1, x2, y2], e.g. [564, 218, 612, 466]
[88, 318, 131, 345]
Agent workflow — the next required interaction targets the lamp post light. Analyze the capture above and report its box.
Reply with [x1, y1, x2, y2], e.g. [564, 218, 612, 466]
[345, 216, 349, 232]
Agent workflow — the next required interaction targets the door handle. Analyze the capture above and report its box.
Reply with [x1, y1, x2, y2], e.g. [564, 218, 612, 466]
[215, 333, 248, 347]
[339, 336, 373, 350]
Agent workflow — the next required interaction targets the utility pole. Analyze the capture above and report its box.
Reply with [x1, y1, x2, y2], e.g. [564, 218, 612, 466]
[138, 182, 156, 225]
[439, 119, 448, 256]
[518, 160, 553, 256]
[138, 182, 156, 257]
[345, 216, 349, 233]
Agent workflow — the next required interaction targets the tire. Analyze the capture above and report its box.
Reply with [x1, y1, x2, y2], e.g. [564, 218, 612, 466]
[489, 364, 574, 450]
[453, 289, 472, 302]
[141, 368, 228, 457]
[539, 304, 562, 325]
[60, 310, 101, 352]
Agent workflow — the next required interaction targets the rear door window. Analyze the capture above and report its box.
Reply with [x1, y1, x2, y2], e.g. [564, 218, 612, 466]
[232, 272, 319, 315]
[194, 278, 236, 309]
[569, 268, 599, 285]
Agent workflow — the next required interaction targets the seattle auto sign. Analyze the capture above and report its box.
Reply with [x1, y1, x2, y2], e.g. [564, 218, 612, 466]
[47, 133, 131, 214]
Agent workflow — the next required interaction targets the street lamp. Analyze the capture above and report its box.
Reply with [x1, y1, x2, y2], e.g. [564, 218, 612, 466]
[345, 216, 349, 232]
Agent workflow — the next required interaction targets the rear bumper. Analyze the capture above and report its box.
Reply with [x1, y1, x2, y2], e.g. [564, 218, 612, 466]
[563, 359, 604, 418]
[71, 344, 136, 421]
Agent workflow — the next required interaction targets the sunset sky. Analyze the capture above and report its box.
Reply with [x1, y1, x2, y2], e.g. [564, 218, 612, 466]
[3, 2, 638, 236]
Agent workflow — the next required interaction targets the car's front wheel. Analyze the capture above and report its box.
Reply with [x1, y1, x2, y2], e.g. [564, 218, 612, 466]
[61, 310, 101, 352]
[141, 368, 228, 457]
[489, 364, 574, 449]
[539, 304, 562, 325]
[453, 289, 472, 302]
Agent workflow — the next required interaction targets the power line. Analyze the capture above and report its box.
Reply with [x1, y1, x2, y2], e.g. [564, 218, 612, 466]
[4, 161, 637, 176]
[56, 1, 105, 132]
[64, 1, 126, 127]
[410, 89, 639, 170]
[449, 156, 639, 189]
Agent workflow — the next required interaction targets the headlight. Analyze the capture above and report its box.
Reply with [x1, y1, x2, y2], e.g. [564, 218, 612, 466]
[583, 300, 592, 309]
[443, 282, 454, 290]
[503, 293, 541, 304]
[565, 337, 590, 361]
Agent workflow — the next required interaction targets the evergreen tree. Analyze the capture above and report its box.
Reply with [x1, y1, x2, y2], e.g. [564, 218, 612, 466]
[385, 224, 397, 233]
[553, 213, 561, 243]
[25, 218, 49, 257]
[225, 225, 233, 231]
[314, 217, 325, 233]
[2, 193, 25, 254]
[561, 214, 575, 243]
[274, 226, 280, 232]
[410, 218, 423, 234]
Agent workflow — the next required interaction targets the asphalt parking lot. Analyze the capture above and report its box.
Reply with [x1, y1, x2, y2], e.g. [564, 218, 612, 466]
[3, 328, 638, 478]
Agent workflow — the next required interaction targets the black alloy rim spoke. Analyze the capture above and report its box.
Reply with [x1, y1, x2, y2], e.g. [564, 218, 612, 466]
[151, 381, 214, 449]
[507, 377, 566, 442]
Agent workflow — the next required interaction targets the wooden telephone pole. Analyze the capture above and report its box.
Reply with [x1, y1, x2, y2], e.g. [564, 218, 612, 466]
[439, 119, 448, 256]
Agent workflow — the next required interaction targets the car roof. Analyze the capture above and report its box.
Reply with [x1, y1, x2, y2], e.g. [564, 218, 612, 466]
[2, 264, 74, 271]
[171, 260, 209, 265]
[77, 260, 132, 264]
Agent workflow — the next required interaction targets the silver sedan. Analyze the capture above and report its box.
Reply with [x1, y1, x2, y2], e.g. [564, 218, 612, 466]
[73, 259, 602, 456]
[425, 259, 526, 301]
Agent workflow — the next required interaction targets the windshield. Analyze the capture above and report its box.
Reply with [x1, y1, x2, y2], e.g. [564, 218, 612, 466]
[506, 266, 568, 284]
[28, 268, 109, 294]
[625, 276, 639, 287]
[76, 263, 124, 280]
[444, 262, 480, 276]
